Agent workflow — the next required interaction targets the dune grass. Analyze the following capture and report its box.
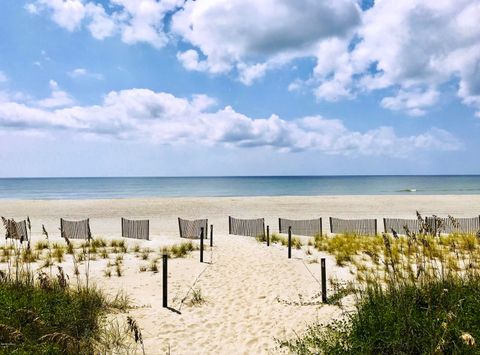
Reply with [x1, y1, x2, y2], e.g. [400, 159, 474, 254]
[256, 233, 303, 249]
[159, 241, 198, 258]
[0, 218, 143, 354]
[280, 213, 480, 354]
[0, 280, 108, 354]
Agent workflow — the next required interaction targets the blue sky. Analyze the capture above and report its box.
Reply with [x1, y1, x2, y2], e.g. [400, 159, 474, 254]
[0, 0, 479, 177]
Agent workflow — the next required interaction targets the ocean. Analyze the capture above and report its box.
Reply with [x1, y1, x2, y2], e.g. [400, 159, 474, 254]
[0, 176, 479, 200]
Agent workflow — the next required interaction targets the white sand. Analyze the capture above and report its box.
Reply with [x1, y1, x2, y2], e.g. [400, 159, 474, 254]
[1, 195, 479, 353]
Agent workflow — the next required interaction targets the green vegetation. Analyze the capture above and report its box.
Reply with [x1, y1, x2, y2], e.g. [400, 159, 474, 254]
[0, 280, 108, 354]
[256, 233, 303, 249]
[187, 287, 206, 307]
[280, 214, 480, 354]
[160, 241, 198, 258]
[0, 217, 141, 354]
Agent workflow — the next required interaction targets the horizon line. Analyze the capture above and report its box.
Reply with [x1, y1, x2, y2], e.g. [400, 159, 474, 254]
[1, 174, 480, 179]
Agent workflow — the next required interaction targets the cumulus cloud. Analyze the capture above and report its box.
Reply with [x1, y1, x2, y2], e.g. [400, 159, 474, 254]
[0, 87, 461, 157]
[171, 0, 360, 78]
[172, 0, 480, 115]
[27, 0, 86, 32]
[26, 0, 182, 47]
[26, 0, 480, 116]
[36, 80, 74, 108]
[314, 0, 480, 115]
[176, 49, 208, 72]
[381, 88, 440, 117]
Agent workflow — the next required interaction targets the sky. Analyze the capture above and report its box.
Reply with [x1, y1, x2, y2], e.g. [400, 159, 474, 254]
[0, 0, 479, 177]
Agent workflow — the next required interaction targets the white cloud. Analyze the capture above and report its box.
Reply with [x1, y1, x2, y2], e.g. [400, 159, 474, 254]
[113, 0, 183, 48]
[176, 50, 208, 72]
[33, 0, 86, 31]
[68, 68, 104, 80]
[171, 0, 480, 115]
[171, 0, 360, 79]
[85, 3, 117, 40]
[320, 0, 480, 115]
[237, 63, 269, 85]
[36, 80, 75, 108]
[26, 0, 480, 116]
[0, 87, 462, 157]
[381, 87, 440, 117]
[27, 0, 182, 47]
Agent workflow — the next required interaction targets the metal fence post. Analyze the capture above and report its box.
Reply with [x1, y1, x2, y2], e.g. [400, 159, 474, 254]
[162, 254, 168, 308]
[210, 224, 213, 247]
[321, 258, 327, 303]
[288, 226, 292, 259]
[200, 227, 204, 262]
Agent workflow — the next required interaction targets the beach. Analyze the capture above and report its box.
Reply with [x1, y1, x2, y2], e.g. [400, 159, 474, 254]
[1, 195, 480, 353]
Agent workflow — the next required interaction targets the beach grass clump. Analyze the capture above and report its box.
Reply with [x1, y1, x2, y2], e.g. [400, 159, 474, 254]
[187, 288, 206, 307]
[103, 267, 112, 278]
[100, 248, 109, 259]
[148, 259, 159, 273]
[91, 238, 107, 248]
[140, 248, 151, 260]
[35, 240, 49, 251]
[52, 246, 65, 263]
[259, 233, 303, 249]
[172, 241, 195, 258]
[159, 242, 197, 259]
[114, 256, 123, 277]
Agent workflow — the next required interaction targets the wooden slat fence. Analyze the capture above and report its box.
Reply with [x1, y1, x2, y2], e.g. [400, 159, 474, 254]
[121, 218, 149, 240]
[426, 216, 480, 234]
[278, 218, 322, 236]
[178, 218, 208, 239]
[3, 219, 29, 243]
[383, 218, 421, 234]
[60, 218, 91, 240]
[329, 217, 377, 236]
[228, 217, 265, 238]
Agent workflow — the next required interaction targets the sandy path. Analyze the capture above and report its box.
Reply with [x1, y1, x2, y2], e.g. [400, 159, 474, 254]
[81, 234, 351, 354]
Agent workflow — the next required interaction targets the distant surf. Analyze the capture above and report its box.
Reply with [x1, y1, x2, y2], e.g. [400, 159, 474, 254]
[0, 175, 479, 200]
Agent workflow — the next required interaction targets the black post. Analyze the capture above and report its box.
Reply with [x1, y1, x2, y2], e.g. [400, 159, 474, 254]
[210, 224, 213, 247]
[200, 227, 204, 263]
[288, 226, 292, 259]
[266, 225, 270, 246]
[162, 254, 168, 308]
[321, 258, 327, 303]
